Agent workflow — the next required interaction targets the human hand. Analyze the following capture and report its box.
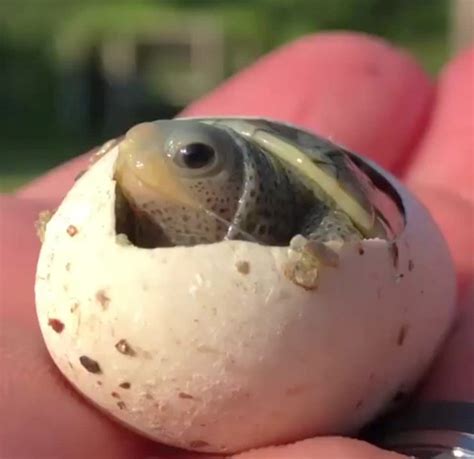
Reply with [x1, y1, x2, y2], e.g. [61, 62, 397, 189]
[1, 32, 472, 458]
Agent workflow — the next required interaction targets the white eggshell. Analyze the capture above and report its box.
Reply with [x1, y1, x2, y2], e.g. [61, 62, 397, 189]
[35, 142, 456, 454]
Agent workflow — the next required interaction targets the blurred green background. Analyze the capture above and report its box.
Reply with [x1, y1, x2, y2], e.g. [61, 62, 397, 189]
[0, 0, 458, 192]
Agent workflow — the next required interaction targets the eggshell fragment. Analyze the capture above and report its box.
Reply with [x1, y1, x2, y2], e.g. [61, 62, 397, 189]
[35, 142, 456, 454]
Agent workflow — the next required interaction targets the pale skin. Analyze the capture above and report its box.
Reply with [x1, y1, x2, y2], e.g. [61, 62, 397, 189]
[0, 32, 472, 458]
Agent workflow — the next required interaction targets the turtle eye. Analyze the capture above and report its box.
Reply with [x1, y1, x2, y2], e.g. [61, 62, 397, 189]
[174, 142, 216, 169]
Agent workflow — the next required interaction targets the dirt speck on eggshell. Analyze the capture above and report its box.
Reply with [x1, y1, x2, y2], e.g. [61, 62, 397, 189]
[235, 260, 250, 274]
[79, 355, 102, 374]
[48, 318, 64, 333]
[196, 345, 220, 355]
[389, 242, 399, 270]
[95, 289, 111, 310]
[117, 401, 126, 410]
[115, 339, 136, 356]
[397, 324, 409, 346]
[67, 225, 78, 237]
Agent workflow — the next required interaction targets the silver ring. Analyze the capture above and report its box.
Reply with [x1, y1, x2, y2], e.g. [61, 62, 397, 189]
[364, 401, 474, 458]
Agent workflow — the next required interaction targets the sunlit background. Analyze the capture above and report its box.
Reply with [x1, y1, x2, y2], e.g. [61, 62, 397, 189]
[1, 0, 471, 192]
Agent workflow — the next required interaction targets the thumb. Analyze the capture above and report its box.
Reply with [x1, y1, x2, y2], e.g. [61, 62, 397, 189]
[233, 437, 407, 459]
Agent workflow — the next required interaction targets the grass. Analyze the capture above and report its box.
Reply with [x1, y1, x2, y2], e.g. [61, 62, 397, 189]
[0, 140, 92, 193]
[0, 174, 38, 192]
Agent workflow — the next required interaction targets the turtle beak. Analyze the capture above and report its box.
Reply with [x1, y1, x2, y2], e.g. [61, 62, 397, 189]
[115, 121, 200, 209]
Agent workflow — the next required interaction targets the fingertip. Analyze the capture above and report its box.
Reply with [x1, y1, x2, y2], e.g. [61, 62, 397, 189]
[16, 152, 91, 202]
[183, 31, 434, 171]
[233, 437, 407, 459]
[407, 45, 474, 205]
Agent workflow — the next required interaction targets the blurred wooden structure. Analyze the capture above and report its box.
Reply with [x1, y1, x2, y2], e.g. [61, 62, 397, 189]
[56, 20, 226, 138]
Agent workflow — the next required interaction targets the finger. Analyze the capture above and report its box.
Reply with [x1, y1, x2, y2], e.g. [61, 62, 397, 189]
[233, 437, 406, 459]
[183, 32, 433, 172]
[406, 47, 474, 292]
[406, 46, 474, 205]
[17, 148, 96, 203]
[18, 32, 433, 202]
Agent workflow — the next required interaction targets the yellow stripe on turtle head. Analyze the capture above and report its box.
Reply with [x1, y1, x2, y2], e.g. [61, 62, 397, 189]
[219, 120, 375, 237]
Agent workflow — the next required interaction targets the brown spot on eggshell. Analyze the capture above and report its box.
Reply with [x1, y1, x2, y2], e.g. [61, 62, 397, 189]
[95, 289, 110, 310]
[48, 318, 64, 333]
[178, 392, 195, 400]
[196, 345, 220, 355]
[70, 302, 79, 313]
[115, 339, 136, 356]
[408, 259, 414, 271]
[65, 262, 71, 271]
[397, 324, 409, 346]
[79, 355, 102, 374]
[111, 391, 120, 399]
[67, 225, 78, 237]
[389, 242, 399, 269]
[358, 245, 365, 255]
[356, 399, 364, 409]
[96, 381, 103, 386]
[117, 401, 126, 410]
[235, 260, 250, 274]
[395, 273, 405, 283]
[119, 382, 131, 389]
[189, 440, 210, 449]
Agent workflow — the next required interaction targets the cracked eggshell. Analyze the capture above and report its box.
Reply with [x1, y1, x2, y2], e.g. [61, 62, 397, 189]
[35, 143, 456, 454]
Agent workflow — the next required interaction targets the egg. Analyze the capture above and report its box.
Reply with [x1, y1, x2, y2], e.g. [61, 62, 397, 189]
[35, 118, 456, 454]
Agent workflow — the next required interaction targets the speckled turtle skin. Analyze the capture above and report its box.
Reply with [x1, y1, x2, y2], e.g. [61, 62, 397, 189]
[112, 117, 399, 247]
